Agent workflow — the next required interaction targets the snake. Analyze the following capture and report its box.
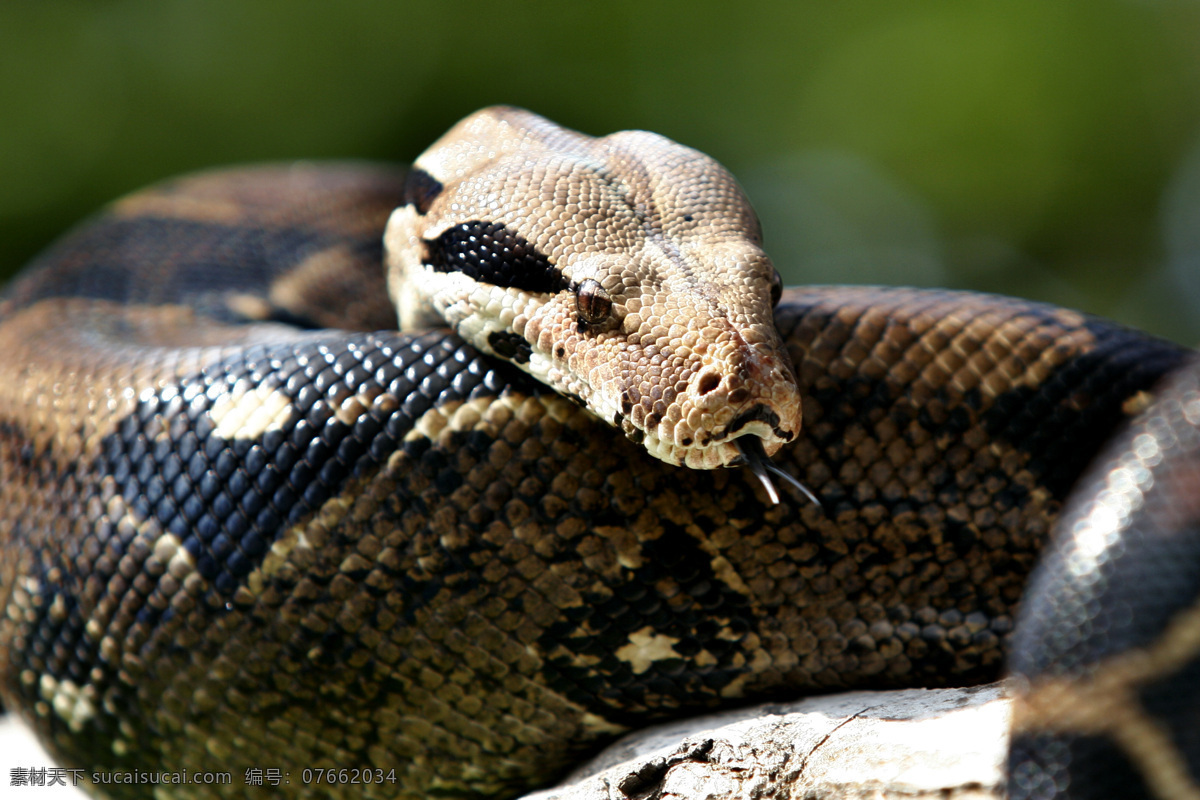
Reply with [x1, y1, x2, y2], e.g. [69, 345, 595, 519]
[0, 106, 1196, 800]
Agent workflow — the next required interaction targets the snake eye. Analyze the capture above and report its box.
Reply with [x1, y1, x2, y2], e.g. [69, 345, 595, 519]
[769, 270, 783, 307]
[575, 279, 612, 326]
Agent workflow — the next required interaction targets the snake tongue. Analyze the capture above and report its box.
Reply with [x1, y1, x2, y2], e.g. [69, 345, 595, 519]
[736, 437, 822, 509]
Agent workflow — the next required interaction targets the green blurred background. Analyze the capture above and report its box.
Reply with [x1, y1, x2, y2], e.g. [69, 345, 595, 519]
[3, 0, 1200, 343]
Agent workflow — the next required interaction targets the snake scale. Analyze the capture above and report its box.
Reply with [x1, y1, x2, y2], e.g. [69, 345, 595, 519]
[0, 107, 1197, 799]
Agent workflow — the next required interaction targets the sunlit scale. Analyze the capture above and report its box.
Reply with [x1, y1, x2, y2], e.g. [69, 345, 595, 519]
[1063, 456, 1154, 582]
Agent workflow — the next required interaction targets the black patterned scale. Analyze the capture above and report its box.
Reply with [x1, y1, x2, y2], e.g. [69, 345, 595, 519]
[1009, 356, 1200, 800]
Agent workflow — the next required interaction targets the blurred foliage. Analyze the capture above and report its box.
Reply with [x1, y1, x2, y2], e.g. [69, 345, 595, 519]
[2, 0, 1200, 342]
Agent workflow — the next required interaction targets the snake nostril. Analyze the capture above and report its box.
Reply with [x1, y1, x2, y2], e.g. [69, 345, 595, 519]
[697, 372, 721, 395]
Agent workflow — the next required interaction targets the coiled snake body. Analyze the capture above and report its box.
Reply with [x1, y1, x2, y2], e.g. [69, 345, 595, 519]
[0, 108, 1196, 799]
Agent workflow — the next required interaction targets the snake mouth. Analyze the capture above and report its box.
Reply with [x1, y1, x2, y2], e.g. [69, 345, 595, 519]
[635, 406, 799, 471]
[720, 404, 794, 444]
[640, 426, 819, 506]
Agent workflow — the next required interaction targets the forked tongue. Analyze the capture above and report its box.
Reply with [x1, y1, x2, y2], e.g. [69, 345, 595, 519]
[737, 437, 822, 508]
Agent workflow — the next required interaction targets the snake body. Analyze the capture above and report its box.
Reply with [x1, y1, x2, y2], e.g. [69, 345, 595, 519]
[0, 109, 1195, 799]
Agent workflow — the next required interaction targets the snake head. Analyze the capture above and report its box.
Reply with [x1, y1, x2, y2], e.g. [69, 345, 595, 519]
[385, 106, 801, 470]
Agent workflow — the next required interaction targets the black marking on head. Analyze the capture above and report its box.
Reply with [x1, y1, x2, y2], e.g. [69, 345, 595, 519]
[423, 220, 570, 294]
[621, 393, 634, 415]
[487, 330, 533, 364]
[403, 168, 444, 215]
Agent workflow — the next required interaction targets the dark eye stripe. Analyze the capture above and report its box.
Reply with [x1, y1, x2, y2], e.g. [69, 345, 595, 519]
[403, 168, 444, 215]
[487, 330, 533, 363]
[423, 220, 570, 294]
